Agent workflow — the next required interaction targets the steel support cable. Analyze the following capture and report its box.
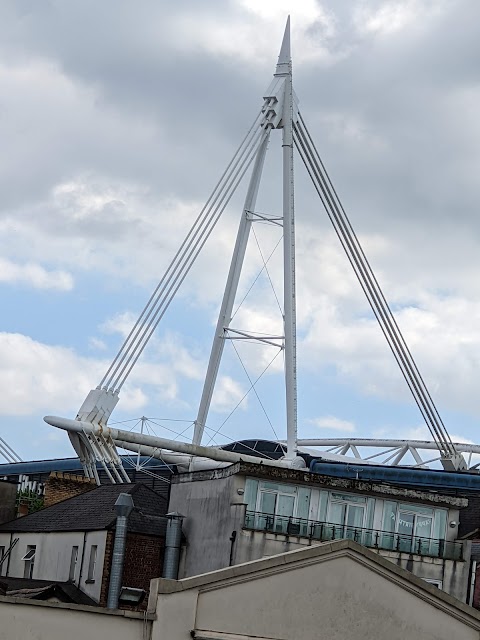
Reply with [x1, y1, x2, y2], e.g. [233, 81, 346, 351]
[105, 125, 267, 391]
[297, 114, 455, 456]
[299, 124, 456, 454]
[294, 123, 453, 457]
[112, 128, 268, 391]
[99, 110, 264, 389]
[103, 120, 264, 390]
[231, 235, 283, 321]
[296, 121, 455, 458]
[113, 128, 271, 391]
[293, 125, 450, 456]
[252, 226, 284, 316]
[230, 339, 280, 440]
[107, 126, 266, 391]
[293, 121, 454, 457]
[201, 424, 277, 460]
[204, 347, 283, 446]
[293, 127, 448, 455]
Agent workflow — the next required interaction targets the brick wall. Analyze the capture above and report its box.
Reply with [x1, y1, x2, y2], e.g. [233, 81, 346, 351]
[99, 531, 165, 610]
[0, 482, 16, 524]
[44, 472, 96, 507]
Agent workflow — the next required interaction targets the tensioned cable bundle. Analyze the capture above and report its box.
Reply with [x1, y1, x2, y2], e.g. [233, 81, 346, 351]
[99, 112, 270, 393]
[293, 112, 456, 459]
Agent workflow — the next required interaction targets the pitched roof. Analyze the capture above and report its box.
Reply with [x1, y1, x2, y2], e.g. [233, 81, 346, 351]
[0, 483, 167, 536]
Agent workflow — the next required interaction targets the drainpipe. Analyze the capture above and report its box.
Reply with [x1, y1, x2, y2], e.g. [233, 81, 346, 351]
[162, 512, 185, 579]
[107, 493, 134, 609]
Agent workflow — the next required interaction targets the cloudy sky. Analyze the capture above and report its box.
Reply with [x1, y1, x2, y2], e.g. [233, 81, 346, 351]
[1, 0, 480, 463]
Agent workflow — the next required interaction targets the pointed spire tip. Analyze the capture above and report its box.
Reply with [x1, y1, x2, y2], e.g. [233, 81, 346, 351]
[276, 16, 291, 71]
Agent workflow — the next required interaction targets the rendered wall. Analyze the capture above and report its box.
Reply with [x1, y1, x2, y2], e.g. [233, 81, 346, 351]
[170, 472, 245, 578]
[171, 472, 470, 602]
[235, 527, 471, 602]
[0, 530, 107, 602]
[153, 551, 480, 640]
[0, 596, 148, 640]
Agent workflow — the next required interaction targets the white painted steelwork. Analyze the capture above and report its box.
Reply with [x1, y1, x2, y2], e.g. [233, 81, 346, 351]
[295, 438, 480, 470]
[44, 415, 305, 471]
[0, 436, 22, 464]
[43, 18, 467, 481]
[193, 18, 299, 458]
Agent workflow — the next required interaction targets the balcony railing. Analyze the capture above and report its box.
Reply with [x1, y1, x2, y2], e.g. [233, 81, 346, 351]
[244, 510, 463, 561]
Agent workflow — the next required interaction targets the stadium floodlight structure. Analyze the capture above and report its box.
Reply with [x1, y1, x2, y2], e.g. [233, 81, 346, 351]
[45, 18, 467, 483]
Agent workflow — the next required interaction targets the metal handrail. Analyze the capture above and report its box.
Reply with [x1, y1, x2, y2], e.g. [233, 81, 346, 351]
[243, 510, 463, 561]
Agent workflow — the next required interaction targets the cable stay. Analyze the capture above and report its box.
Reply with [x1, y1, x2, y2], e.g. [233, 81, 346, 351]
[44, 16, 466, 482]
[293, 113, 464, 470]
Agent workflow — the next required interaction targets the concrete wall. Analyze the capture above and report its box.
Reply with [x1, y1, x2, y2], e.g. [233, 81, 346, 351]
[151, 542, 480, 640]
[170, 472, 245, 578]
[0, 530, 107, 602]
[234, 528, 471, 602]
[0, 595, 150, 640]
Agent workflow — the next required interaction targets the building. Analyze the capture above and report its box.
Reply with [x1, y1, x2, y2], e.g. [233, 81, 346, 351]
[169, 461, 471, 601]
[3, 539, 480, 639]
[0, 480, 167, 607]
[0, 456, 172, 497]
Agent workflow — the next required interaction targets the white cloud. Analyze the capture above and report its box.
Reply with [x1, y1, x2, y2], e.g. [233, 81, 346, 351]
[354, 1, 448, 37]
[100, 311, 138, 338]
[167, 1, 340, 68]
[0, 257, 73, 291]
[211, 375, 248, 413]
[88, 337, 107, 351]
[308, 415, 356, 433]
[0, 330, 204, 418]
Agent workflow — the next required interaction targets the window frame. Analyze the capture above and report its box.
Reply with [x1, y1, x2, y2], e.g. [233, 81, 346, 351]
[22, 545, 36, 579]
[86, 545, 98, 583]
[69, 545, 79, 582]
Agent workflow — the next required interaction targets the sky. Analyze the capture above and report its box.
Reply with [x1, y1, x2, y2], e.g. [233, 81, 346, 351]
[1, 0, 480, 463]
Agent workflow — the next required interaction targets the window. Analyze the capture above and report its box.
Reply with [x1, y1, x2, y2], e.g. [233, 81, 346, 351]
[327, 493, 367, 542]
[251, 481, 311, 535]
[381, 502, 447, 554]
[69, 546, 79, 581]
[86, 545, 98, 583]
[22, 546, 36, 579]
[396, 510, 434, 553]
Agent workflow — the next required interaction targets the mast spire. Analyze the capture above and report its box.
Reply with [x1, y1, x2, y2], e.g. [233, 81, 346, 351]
[276, 15, 291, 74]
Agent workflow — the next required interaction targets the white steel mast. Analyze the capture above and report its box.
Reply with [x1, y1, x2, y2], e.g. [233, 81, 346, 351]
[279, 17, 298, 460]
[44, 17, 466, 481]
[193, 18, 299, 460]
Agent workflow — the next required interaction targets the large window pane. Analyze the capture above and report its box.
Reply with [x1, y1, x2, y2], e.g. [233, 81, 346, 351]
[244, 478, 259, 514]
[415, 515, 433, 539]
[277, 494, 295, 518]
[381, 501, 398, 550]
[259, 492, 276, 515]
[398, 512, 414, 552]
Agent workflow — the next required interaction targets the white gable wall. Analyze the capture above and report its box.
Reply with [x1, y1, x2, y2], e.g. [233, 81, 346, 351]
[152, 542, 480, 640]
[0, 530, 107, 602]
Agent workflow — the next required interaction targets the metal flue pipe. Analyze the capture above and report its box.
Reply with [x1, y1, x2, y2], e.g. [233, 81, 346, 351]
[107, 493, 134, 609]
[163, 512, 185, 580]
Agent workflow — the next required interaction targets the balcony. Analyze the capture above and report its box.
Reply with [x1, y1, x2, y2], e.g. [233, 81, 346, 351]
[244, 510, 463, 561]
